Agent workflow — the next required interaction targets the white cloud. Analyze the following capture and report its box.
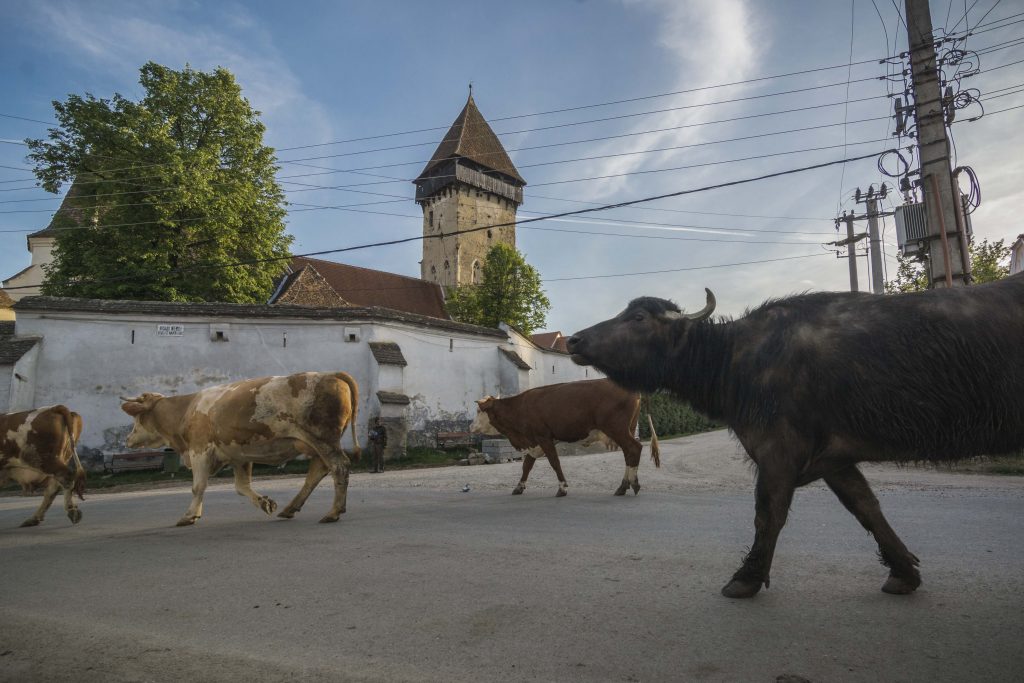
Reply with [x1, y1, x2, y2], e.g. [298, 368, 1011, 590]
[25, 0, 333, 150]
[567, 0, 761, 201]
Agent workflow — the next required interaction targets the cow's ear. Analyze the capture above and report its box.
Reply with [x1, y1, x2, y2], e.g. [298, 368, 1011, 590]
[477, 396, 495, 410]
[121, 401, 148, 416]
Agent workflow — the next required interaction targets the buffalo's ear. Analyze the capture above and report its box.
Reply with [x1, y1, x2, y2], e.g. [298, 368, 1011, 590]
[477, 396, 496, 411]
[121, 401, 148, 417]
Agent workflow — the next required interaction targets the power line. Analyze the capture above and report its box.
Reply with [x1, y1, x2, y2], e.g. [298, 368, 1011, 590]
[0, 150, 892, 292]
[542, 253, 831, 282]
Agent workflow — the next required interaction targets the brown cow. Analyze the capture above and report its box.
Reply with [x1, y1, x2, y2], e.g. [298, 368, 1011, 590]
[120, 372, 360, 527]
[471, 379, 660, 496]
[0, 405, 85, 527]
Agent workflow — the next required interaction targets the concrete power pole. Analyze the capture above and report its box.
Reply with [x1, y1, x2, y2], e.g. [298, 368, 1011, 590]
[844, 213, 859, 292]
[866, 197, 885, 293]
[905, 0, 969, 287]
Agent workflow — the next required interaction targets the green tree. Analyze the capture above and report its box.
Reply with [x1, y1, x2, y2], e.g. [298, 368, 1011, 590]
[884, 238, 1011, 293]
[26, 62, 291, 302]
[445, 243, 551, 335]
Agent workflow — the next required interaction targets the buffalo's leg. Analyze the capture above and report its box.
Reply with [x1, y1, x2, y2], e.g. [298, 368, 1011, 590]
[320, 449, 351, 523]
[539, 441, 569, 496]
[279, 457, 329, 519]
[824, 466, 921, 595]
[231, 461, 277, 516]
[513, 451, 539, 494]
[177, 450, 215, 526]
[20, 478, 60, 527]
[723, 463, 797, 599]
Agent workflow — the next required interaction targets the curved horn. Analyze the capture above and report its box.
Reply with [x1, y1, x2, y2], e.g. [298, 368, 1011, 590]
[119, 395, 136, 403]
[685, 288, 716, 321]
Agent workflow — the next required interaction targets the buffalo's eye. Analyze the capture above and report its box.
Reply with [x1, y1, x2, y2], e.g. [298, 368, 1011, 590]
[633, 313, 645, 322]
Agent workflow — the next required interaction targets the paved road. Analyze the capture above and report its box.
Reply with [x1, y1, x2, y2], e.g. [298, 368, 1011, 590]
[1, 433, 1022, 682]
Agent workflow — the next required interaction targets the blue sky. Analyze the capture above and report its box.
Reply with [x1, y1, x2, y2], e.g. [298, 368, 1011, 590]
[2, 0, 1022, 333]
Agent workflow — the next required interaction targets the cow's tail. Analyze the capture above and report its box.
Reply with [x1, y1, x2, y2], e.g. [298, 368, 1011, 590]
[643, 395, 661, 468]
[333, 372, 362, 461]
[54, 405, 86, 500]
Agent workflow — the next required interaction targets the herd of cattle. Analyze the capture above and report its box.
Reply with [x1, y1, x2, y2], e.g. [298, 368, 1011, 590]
[2, 272, 1022, 599]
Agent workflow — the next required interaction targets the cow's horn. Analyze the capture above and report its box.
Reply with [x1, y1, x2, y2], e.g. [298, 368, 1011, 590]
[685, 288, 716, 321]
[119, 395, 140, 403]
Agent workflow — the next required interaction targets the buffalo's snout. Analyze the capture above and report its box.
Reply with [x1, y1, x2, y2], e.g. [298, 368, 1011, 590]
[566, 334, 591, 366]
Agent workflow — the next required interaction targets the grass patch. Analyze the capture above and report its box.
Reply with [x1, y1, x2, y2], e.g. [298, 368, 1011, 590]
[944, 454, 1024, 476]
[2, 448, 474, 495]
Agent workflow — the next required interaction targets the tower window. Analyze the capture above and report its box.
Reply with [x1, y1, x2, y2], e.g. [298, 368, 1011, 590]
[472, 260, 481, 284]
[487, 230, 493, 239]
[429, 210, 434, 227]
[444, 260, 450, 270]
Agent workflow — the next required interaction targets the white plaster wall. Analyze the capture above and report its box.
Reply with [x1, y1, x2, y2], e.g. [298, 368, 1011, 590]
[14, 312, 373, 451]
[10, 344, 39, 412]
[1011, 238, 1024, 275]
[0, 366, 10, 414]
[2, 238, 55, 302]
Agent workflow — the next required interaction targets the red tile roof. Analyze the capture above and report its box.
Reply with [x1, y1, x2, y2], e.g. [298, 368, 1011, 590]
[287, 257, 449, 320]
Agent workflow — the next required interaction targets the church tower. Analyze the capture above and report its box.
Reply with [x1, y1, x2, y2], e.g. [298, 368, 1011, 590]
[414, 92, 526, 289]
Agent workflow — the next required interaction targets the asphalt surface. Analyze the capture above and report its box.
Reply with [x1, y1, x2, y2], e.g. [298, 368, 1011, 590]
[1, 433, 1022, 682]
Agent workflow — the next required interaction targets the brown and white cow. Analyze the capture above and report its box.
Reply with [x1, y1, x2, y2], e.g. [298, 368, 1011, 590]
[0, 405, 85, 527]
[471, 379, 660, 496]
[120, 372, 361, 527]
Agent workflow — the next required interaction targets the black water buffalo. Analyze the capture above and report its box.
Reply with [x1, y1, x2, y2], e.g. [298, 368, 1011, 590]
[566, 273, 1024, 599]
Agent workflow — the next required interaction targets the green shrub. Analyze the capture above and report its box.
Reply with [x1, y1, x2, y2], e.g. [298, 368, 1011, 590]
[639, 392, 720, 439]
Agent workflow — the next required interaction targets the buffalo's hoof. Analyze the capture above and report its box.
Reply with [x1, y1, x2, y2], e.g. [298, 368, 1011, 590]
[277, 508, 296, 519]
[721, 579, 763, 599]
[556, 488, 568, 497]
[258, 497, 278, 515]
[175, 516, 199, 527]
[19, 518, 41, 528]
[512, 485, 525, 495]
[614, 481, 629, 496]
[318, 514, 340, 524]
[67, 508, 82, 525]
[881, 575, 920, 595]
[631, 481, 641, 495]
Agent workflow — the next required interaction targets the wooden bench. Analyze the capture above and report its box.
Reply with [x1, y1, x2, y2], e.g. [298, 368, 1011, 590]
[436, 431, 474, 449]
[106, 451, 166, 474]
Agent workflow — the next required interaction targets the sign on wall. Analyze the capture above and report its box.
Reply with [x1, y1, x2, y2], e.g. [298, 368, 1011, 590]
[156, 324, 185, 337]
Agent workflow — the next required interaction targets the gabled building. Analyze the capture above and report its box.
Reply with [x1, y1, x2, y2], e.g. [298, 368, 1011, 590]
[1010, 234, 1024, 276]
[414, 93, 526, 289]
[271, 256, 449, 319]
[2, 181, 92, 302]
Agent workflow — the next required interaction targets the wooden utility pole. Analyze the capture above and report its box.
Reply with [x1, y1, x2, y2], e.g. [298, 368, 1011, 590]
[905, 0, 969, 287]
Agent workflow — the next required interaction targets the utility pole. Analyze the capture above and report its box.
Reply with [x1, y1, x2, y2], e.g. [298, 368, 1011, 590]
[844, 212, 859, 292]
[865, 196, 885, 293]
[904, 0, 969, 287]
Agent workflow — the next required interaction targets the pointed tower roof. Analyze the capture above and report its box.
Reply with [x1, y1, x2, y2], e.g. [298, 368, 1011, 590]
[416, 94, 525, 186]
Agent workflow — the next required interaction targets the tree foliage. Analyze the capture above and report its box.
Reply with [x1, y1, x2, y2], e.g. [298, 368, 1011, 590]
[26, 62, 291, 302]
[445, 243, 550, 335]
[884, 238, 1010, 293]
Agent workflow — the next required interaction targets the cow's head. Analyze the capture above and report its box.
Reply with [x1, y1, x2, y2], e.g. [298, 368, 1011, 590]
[566, 289, 716, 393]
[470, 397, 502, 436]
[120, 393, 169, 449]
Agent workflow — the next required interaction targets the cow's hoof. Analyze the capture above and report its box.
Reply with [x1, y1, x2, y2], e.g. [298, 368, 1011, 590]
[555, 488, 568, 497]
[67, 508, 82, 525]
[19, 518, 40, 528]
[277, 508, 296, 519]
[512, 485, 525, 495]
[175, 516, 199, 527]
[631, 482, 641, 495]
[318, 514, 340, 524]
[614, 482, 628, 496]
[881, 575, 920, 595]
[258, 497, 278, 515]
[721, 579, 762, 599]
